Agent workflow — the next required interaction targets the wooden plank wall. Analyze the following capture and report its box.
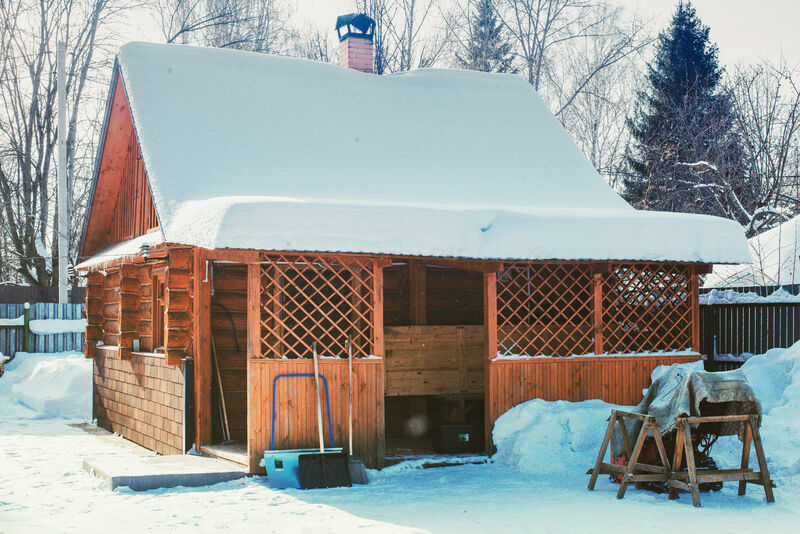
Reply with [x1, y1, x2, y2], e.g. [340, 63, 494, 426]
[248, 358, 385, 472]
[210, 264, 248, 442]
[486, 354, 701, 438]
[94, 346, 184, 455]
[384, 325, 484, 396]
[107, 129, 159, 246]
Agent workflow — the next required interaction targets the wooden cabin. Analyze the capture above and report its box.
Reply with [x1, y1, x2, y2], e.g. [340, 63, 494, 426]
[78, 32, 750, 472]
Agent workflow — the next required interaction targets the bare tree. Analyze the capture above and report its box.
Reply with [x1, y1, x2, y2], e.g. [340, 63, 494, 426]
[291, 26, 336, 63]
[727, 59, 800, 235]
[153, 0, 290, 52]
[356, 0, 448, 72]
[495, 0, 590, 91]
[0, 0, 120, 285]
[552, 4, 650, 189]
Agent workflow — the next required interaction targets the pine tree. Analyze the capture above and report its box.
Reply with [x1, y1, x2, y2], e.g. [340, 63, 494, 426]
[456, 0, 515, 73]
[624, 1, 744, 216]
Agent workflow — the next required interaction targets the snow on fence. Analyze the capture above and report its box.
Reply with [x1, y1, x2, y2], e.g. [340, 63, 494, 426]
[0, 302, 85, 357]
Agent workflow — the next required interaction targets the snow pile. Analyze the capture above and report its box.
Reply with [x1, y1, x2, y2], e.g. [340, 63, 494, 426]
[712, 345, 800, 476]
[29, 318, 87, 335]
[493, 345, 800, 478]
[0, 351, 92, 420]
[700, 287, 800, 305]
[492, 398, 618, 475]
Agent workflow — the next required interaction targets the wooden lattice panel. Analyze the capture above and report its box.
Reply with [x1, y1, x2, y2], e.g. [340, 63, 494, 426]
[258, 254, 375, 359]
[602, 263, 692, 353]
[497, 263, 594, 357]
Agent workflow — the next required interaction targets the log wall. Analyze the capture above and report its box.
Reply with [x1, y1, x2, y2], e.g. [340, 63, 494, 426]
[248, 358, 385, 472]
[94, 346, 184, 455]
[486, 354, 701, 441]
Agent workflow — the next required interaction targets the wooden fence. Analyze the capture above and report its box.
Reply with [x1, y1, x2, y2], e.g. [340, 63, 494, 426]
[0, 302, 85, 357]
[0, 285, 85, 304]
[699, 302, 800, 371]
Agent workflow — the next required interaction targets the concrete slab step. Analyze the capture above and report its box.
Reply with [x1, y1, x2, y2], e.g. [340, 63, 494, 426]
[83, 454, 248, 491]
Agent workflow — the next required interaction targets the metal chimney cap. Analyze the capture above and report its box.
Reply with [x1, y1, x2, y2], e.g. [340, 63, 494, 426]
[335, 13, 375, 41]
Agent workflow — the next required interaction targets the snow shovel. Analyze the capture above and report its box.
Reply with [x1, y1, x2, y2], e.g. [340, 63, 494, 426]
[347, 336, 369, 484]
[297, 342, 351, 490]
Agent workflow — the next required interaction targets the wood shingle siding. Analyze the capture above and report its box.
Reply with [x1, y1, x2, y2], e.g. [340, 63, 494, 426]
[93, 347, 184, 454]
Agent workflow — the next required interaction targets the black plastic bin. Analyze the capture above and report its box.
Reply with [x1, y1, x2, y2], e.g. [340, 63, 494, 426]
[432, 423, 482, 453]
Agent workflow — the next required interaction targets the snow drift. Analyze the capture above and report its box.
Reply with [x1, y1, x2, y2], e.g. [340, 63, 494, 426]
[0, 352, 92, 420]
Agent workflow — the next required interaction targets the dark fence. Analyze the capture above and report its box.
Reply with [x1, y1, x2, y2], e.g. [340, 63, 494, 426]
[0, 285, 85, 304]
[699, 302, 800, 371]
[0, 302, 85, 358]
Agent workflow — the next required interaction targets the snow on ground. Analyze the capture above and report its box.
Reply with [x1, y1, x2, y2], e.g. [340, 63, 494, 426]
[28, 318, 87, 335]
[700, 287, 800, 305]
[2, 350, 800, 533]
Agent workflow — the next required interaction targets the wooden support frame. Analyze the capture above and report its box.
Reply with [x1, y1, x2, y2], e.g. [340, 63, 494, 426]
[593, 267, 604, 355]
[483, 272, 498, 452]
[193, 247, 212, 448]
[588, 411, 775, 507]
[690, 266, 701, 352]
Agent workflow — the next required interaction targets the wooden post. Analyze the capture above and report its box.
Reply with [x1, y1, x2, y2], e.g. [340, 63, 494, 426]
[372, 260, 385, 357]
[246, 261, 262, 474]
[23, 302, 30, 352]
[270, 264, 283, 358]
[483, 272, 498, 452]
[193, 248, 212, 448]
[409, 260, 426, 325]
[593, 268, 604, 355]
[690, 266, 700, 353]
[247, 263, 262, 359]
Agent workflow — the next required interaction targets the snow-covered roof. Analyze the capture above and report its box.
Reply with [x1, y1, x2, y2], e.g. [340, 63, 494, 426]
[110, 42, 750, 263]
[705, 215, 800, 287]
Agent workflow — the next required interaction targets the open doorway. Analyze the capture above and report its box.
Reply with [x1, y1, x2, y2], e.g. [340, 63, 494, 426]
[201, 263, 248, 466]
[383, 261, 486, 462]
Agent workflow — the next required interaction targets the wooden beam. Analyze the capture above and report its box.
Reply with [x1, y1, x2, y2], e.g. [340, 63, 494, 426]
[372, 260, 385, 357]
[694, 263, 714, 274]
[409, 260, 427, 325]
[483, 272, 498, 453]
[205, 249, 259, 263]
[193, 248, 212, 448]
[417, 257, 503, 273]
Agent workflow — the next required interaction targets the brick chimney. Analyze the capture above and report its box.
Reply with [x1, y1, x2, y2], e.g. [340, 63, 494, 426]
[335, 13, 375, 74]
